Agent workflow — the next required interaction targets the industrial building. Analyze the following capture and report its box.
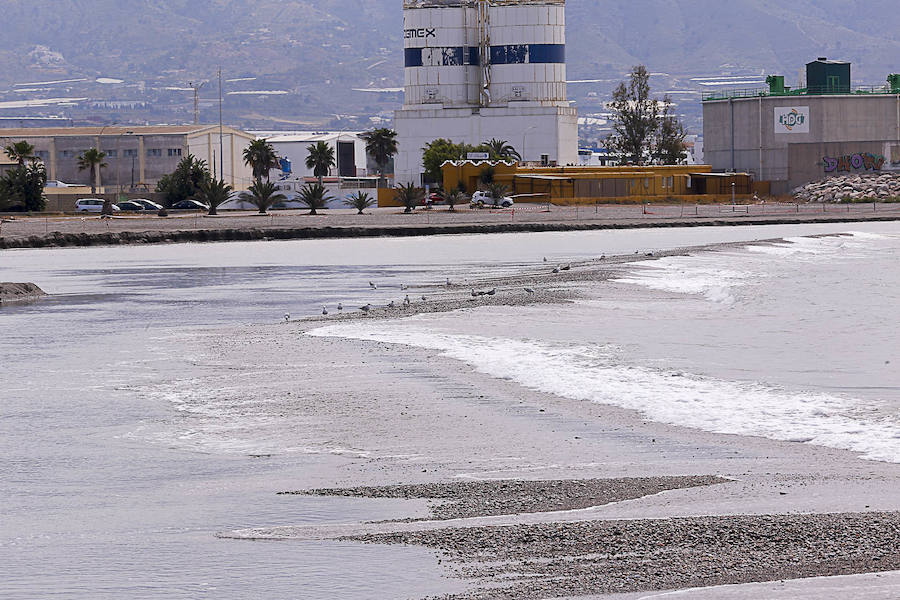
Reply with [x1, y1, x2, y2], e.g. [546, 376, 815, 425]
[703, 58, 900, 194]
[254, 131, 371, 179]
[394, 0, 578, 185]
[0, 124, 256, 193]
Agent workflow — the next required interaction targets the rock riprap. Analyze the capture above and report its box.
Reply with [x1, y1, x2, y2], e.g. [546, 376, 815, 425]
[793, 173, 900, 202]
[0, 282, 46, 304]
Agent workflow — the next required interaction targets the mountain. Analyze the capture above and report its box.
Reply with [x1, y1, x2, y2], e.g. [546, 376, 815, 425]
[2, 1, 900, 133]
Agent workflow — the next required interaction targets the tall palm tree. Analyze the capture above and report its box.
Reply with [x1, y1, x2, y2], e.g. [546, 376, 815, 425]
[343, 191, 375, 215]
[240, 178, 286, 214]
[297, 182, 333, 215]
[359, 128, 398, 188]
[77, 148, 108, 194]
[195, 178, 233, 216]
[484, 138, 521, 162]
[4, 140, 36, 166]
[305, 141, 335, 185]
[395, 182, 424, 214]
[242, 138, 280, 181]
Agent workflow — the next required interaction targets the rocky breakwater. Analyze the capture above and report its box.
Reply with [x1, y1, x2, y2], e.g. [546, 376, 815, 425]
[793, 173, 900, 203]
[0, 282, 47, 304]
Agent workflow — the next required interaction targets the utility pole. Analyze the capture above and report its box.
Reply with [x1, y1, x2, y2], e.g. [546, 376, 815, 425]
[218, 68, 224, 183]
[189, 81, 205, 125]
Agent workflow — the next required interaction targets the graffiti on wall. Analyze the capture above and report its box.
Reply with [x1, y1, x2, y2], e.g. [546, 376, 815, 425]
[823, 153, 885, 173]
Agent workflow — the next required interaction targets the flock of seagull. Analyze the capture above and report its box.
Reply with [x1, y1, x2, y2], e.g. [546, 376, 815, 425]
[282, 257, 587, 323]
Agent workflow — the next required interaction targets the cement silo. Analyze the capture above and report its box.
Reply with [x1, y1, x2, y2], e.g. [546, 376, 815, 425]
[395, 0, 578, 186]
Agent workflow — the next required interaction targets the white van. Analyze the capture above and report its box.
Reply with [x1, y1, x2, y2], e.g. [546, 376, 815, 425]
[75, 198, 119, 213]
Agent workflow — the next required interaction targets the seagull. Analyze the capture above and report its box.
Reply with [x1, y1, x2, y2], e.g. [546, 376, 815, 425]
[369, 281, 377, 289]
[337, 302, 343, 311]
[600, 255, 606, 260]
[446, 278, 452, 287]
[360, 303, 371, 313]
[388, 300, 395, 308]
[561, 263, 571, 271]
[486, 288, 496, 296]
[421, 295, 427, 302]
[524, 288, 535, 294]
[471, 290, 478, 297]
[543, 257, 548, 262]
[283, 313, 290, 322]
[401, 284, 409, 290]
[322, 306, 328, 315]
[404, 294, 411, 306]
[552, 266, 560, 273]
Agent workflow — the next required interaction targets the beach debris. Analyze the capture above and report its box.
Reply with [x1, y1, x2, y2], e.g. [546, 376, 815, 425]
[322, 306, 328, 315]
[646, 252, 654, 257]
[524, 288, 535, 294]
[401, 284, 409, 290]
[561, 263, 571, 271]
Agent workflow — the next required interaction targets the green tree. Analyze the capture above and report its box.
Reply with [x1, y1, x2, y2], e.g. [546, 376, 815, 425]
[0, 161, 46, 212]
[243, 138, 280, 181]
[297, 182, 333, 215]
[444, 189, 466, 212]
[606, 65, 660, 166]
[484, 138, 521, 161]
[77, 148, 108, 195]
[195, 178, 233, 216]
[4, 140, 36, 166]
[421, 139, 491, 185]
[239, 177, 286, 214]
[395, 182, 423, 214]
[485, 182, 510, 205]
[653, 95, 688, 165]
[360, 128, 398, 188]
[305, 141, 335, 185]
[156, 154, 212, 207]
[344, 190, 375, 215]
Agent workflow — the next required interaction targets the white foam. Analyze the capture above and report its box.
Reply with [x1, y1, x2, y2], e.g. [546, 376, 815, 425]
[309, 324, 900, 463]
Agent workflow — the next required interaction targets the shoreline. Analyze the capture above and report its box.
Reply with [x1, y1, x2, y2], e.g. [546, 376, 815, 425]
[3, 204, 900, 249]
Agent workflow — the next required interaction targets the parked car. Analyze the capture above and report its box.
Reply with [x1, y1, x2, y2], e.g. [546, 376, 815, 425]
[170, 199, 209, 210]
[470, 190, 514, 208]
[75, 198, 120, 213]
[116, 201, 147, 211]
[130, 198, 163, 211]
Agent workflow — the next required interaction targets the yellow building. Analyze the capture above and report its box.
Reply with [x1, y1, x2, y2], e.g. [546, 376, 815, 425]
[441, 161, 753, 204]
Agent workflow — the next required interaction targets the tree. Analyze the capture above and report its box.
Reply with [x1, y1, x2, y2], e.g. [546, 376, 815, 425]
[77, 148, 108, 194]
[4, 140, 36, 166]
[0, 161, 46, 212]
[485, 182, 510, 204]
[195, 178, 233, 216]
[360, 128, 398, 188]
[305, 141, 335, 185]
[653, 95, 688, 165]
[243, 138, 280, 181]
[156, 154, 211, 207]
[484, 138, 521, 162]
[395, 182, 423, 214]
[421, 139, 491, 185]
[239, 178, 286, 214]
[606, 65, 660, 166]
[297, 182, 333, 215]
[444, 189, 466, 212]
[344, 190, 376, 215]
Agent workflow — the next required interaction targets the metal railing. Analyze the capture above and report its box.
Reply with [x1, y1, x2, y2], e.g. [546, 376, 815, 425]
[702, 85, 899, 102]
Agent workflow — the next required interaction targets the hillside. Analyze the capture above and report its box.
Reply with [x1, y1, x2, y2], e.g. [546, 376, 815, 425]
[2, 0, 900, 132]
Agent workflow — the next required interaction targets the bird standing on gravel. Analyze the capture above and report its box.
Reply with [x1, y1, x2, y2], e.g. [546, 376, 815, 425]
[322, 306, 328, 315]
[404, 294, 411, 306]
[524, 288, 535, 294]
[388, 300, 395, 308]
[421, 295, 427, 302]
[369, 281, 377, 289]
[401, 284, 409, 290]
[552, 266, 560, 273]
[337, 302, 343, 311]
[446, 278, 452, 287]
[471, 290, 478, 297]
[486, 288, 496, 296]
[360, 304, 371, 313]
[284, 313, 290, 322]
[561, 264, 571, 271]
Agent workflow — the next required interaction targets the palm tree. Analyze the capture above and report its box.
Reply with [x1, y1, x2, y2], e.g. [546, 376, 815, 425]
[360, 128, 398, 188]
[395, 182, 424, 214]
[484, 138, 521, 162]
[243, 139, 280, 181]
[297, 182, 333, 215]
[305, 141, 335, 185]
[195, 178, 233, 216]
[77, 148, 108, 194]
[485, 182, 511, 205]
[4, 140, 36, 166]
[239, 178, 286, 214]
[344, 191, 375, 215]
[444, 190, 466, 212]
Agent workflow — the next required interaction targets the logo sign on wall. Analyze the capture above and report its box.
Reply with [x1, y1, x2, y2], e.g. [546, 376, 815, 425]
[775, 106, 810, 134]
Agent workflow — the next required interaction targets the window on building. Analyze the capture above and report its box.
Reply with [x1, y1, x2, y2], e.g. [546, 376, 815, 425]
[34, 150, 50, 162]
[59, 150, 76, 159]
[106, 149, 118, 158]
[167, 148, 182, 157]
[123, 149, 138, 158]
[147, 148, 162, 157]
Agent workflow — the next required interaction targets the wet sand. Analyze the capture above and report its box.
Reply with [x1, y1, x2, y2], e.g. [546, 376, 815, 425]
[3, 203, 900, 248]
[190, 242, 900, 599]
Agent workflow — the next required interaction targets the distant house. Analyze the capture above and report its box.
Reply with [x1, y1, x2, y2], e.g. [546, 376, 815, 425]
[0, 125, 257, 192]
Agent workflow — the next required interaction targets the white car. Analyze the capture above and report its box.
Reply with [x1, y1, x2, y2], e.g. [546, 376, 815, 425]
[75, 198, 120, 213]
[471, 190, 514, 208]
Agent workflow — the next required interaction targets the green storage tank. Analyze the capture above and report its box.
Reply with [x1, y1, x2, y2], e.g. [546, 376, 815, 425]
[806, 57, 850, 94]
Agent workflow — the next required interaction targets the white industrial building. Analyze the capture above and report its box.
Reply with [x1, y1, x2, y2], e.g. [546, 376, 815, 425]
[252, 131, 370, 179]
[395, 0, 578, 185]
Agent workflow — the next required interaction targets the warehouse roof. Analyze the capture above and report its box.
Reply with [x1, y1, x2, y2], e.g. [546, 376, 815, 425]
[0, 125, 252, 138]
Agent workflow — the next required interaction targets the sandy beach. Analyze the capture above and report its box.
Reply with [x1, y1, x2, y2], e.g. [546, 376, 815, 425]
[181, 244, 900, 599]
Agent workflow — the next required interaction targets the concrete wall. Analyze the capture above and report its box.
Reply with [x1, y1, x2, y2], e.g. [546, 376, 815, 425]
[267, 134, 369, 180]
[704, 94, 900, 193]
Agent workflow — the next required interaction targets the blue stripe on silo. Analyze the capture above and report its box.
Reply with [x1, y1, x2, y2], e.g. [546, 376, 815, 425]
[405, 47, 482, 67]
[489, 44, 565, 65]
[405, 48, 423, 67]
[527, 44, 566, 64]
